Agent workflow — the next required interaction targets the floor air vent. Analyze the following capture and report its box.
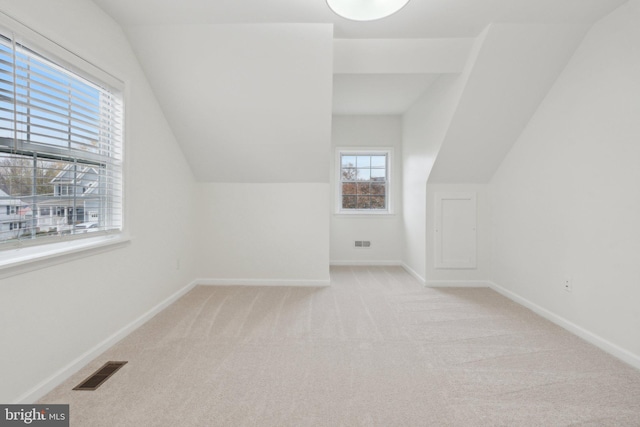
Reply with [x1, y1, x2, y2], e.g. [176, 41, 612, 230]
[73, 361, 127, 391]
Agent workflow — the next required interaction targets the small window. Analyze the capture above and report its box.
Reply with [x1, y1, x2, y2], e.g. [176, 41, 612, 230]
[337, 149, 391, 213]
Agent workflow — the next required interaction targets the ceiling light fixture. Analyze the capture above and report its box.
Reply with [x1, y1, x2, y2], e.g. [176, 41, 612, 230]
[326, 0, 410, 21]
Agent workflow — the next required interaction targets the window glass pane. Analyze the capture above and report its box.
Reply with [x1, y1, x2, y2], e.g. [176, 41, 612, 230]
[371, 196, 386, 209]
[342, 195, 356, 209]
[370, 183, 385, 195]
[341, 155, 356, 168]
[371, 169, 385, 180]
[371, 156, 386, 168]
[356, 196, 370, 209]
[35, 160, 66, 196]
[356, 182, 370, 195]
[0, 153, 32, 197]
[356, 156, 371, 168]
[341, 168, 356, 181]
[356, 169, 371, 181]
[342, 182, 356, 195]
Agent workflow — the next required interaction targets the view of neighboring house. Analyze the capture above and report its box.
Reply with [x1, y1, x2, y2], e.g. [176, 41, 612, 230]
[0, 164, 101, 242]
[35, 164, 101, 234]
[0, 188, 32, 240]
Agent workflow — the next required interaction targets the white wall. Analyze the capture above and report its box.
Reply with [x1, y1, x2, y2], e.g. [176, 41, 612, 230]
[197, 183, 330, 284]
[0, 0, 197, 403]
[401, 75, 466, 281]
[490, 0, 640, 363]
[330, 116, 403, 265]
[400, 31, 488, 283]
[425, 184, 491, 285]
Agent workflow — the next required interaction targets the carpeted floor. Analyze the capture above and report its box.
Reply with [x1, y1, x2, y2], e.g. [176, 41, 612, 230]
[41, 266, 640, 426]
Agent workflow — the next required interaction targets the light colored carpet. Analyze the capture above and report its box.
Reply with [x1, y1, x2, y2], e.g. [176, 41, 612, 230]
[41, 266, 640, 426]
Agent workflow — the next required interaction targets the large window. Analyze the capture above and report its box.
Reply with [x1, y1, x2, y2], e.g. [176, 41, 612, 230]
[0, 30, 123, 247]
[337, 149, 391, 213]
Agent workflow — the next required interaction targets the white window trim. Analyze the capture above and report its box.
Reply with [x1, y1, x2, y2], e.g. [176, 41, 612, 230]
[335, 147, 393, 215]
[0, 11, 128, 273]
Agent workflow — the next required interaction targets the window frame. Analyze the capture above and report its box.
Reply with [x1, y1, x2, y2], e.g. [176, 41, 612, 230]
[0, 12, 128, 274]
[335, 147, 393, 215]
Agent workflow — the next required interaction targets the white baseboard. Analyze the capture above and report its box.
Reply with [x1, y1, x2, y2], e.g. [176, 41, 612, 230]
[401, 263, 426, 285]
[14, 279, 198, 404]
[488, 281, 640, 371]
[330, 260, 402, 266]
[424, 280, 490, 288]
[197, 278, 330, 287]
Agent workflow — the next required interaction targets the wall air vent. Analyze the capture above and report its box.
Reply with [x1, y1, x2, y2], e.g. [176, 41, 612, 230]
[354, 241, 371, 248]
[73, 361, 128, 391]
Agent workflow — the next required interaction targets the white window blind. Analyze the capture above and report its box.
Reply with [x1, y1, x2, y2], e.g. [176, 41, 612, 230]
[0, 31, 123, 247]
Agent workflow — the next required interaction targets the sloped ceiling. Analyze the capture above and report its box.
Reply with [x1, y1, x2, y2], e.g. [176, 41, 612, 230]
[428, 23, 591, 183]
[92, 0, 627, 183]
[126, 24, 333, 183]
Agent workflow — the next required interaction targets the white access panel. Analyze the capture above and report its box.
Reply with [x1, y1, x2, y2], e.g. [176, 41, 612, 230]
[434, 192, 477, 269]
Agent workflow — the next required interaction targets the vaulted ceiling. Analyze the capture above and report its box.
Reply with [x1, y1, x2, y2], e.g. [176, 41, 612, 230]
[92, 0, 627, 183]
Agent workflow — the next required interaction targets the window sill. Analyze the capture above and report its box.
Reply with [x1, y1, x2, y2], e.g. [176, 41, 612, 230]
[0, 234, 131, 279]
[334, 211, 396, 218]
